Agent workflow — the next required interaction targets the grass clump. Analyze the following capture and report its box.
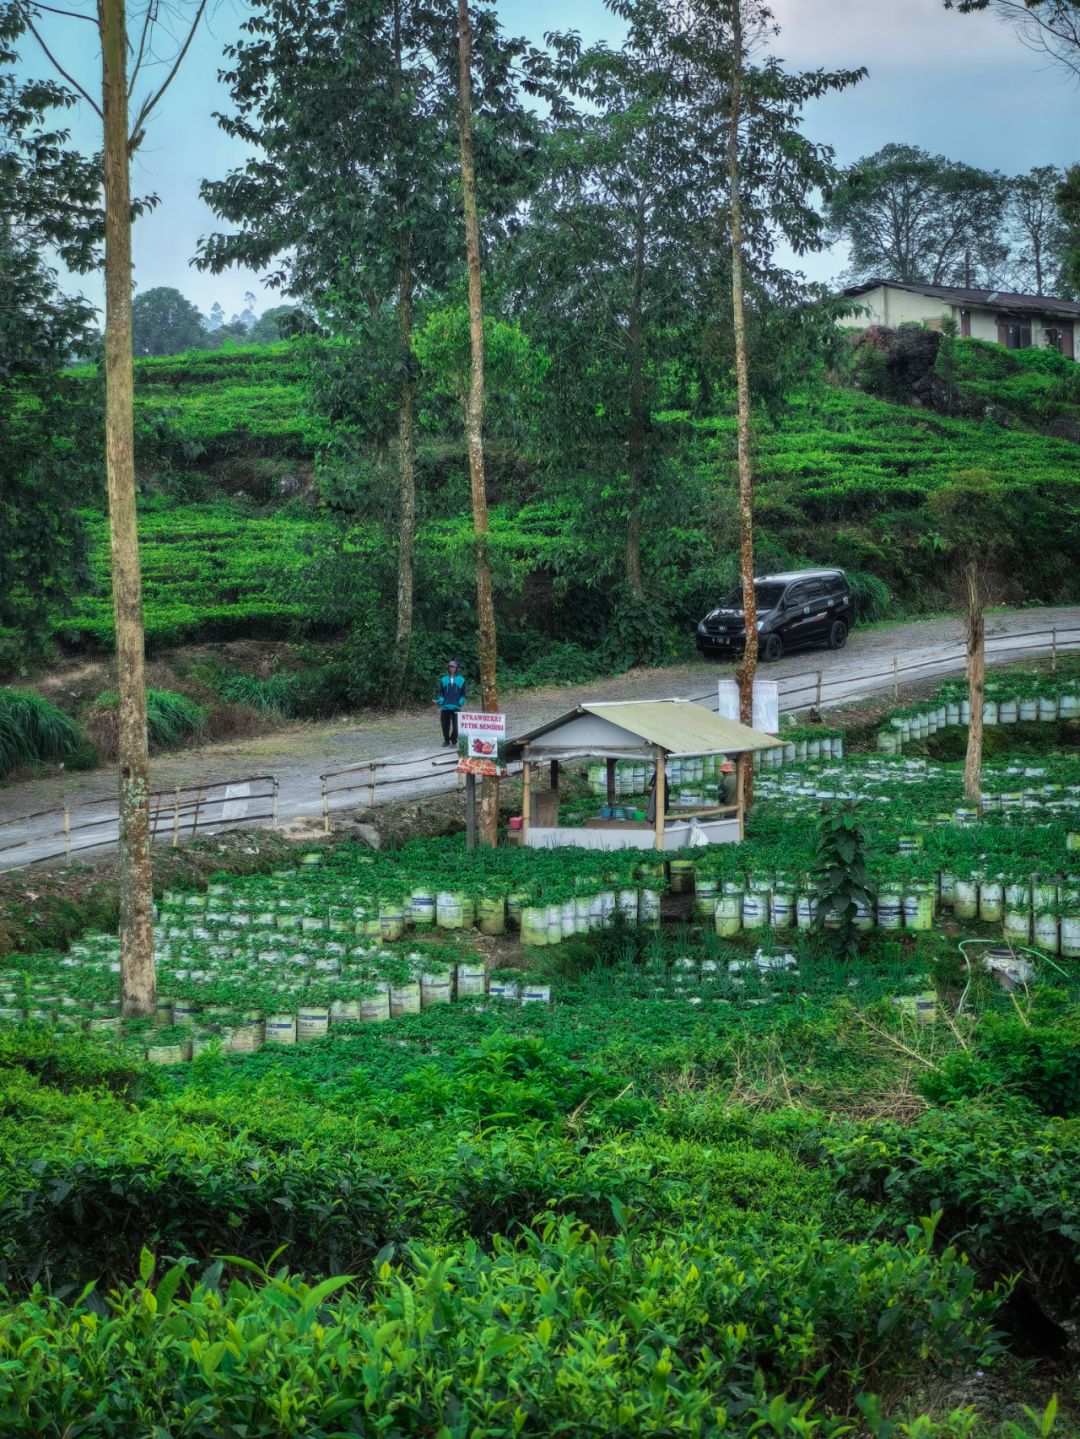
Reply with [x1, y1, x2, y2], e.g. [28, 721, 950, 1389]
[0, 689, 87, 778]
[85, 688, 206, 759]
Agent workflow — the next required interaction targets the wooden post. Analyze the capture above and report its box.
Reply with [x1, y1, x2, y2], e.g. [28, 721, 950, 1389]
[521, 750, 531, 839]
[322, 778, 330, 834]
[606, 757, 616, 807]
[190, 788, 205, 840]
[63, 802, 71, 865]
[465, 773, 477, 850]
[892, 655, 899, 702]
[271, 779, 279, 831]
[172, 786, 181, 847]
[550, 759, 559, 793]
[654, 746, 666, 852]
[1052, 627, 1058, 672]
[816, 671, 823, 708]
[736, 753, 746, 840]
[368, 762, 376, 809]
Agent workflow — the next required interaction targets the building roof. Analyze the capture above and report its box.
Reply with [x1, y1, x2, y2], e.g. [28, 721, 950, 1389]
[842, 278, 1080, 321]
[507, 699, 778, 759]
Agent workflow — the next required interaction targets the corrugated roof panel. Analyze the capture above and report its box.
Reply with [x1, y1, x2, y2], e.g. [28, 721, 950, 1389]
[582, 701, 776, 754]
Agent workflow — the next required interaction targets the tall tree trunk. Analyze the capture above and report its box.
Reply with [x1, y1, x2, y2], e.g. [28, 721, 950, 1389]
[964, 560, 985, 808]
[728, 0, 757, 806]
[457, 0, 498, 845]
[625, 192, 647, 602]
[100, 0, 154, 1016]
[389, 0, 415, 706]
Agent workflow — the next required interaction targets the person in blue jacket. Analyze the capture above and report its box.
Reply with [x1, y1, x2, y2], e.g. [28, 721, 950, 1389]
[436, 659, 467, 746]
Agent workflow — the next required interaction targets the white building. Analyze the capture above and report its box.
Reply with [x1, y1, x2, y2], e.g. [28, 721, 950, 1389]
[841, 278, 1079, 360]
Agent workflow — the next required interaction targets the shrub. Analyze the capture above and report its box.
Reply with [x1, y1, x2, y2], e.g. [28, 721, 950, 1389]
[0, 689, 87, 777]
[847, 569, 892, 623]
[824, 1104, 1080, 1343]
[921, 1013, 1080, 1118]
[85, 688, 207, 758]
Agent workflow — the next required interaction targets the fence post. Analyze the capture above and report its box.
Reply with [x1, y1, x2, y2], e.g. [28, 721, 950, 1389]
[368, 762, 376, 810]
[815, 671, 822, 708]
[1052, 627, 1058, 672]
[893, 656, 899, 702]
[322, 778, 330, 834]
[172, 786, 181, 847]
[191, 788, 205, 840]
[63, 801, 71, 865]
[271, 779, 279, 831]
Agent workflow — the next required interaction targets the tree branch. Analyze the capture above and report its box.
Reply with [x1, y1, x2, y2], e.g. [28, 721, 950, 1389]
[129, 0, 208, 145]
[13, 0, 103, 115]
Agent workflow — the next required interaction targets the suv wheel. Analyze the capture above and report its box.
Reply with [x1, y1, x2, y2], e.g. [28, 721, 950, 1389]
[827, 619, 848, 651]
[762, 633, 783, 663]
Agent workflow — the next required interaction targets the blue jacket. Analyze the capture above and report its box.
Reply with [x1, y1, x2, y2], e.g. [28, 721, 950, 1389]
[437, 673, 466, 710]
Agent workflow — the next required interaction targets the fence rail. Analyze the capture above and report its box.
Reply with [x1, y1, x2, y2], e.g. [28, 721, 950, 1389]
[319, 751, 525, 831]
[0, 774, 278, 874]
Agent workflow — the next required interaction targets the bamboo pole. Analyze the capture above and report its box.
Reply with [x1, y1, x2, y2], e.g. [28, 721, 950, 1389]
[521, 753, 531, 840]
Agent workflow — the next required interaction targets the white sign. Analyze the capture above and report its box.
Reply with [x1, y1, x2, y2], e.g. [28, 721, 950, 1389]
[716, 680, 779, 736]
[458, 711, 506, 769]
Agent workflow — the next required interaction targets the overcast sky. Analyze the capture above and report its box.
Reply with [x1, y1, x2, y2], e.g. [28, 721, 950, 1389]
[19, 0, 1080, 322]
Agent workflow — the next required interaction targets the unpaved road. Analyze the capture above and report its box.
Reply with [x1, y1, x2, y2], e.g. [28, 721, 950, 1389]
[3, 606, 1079, 869]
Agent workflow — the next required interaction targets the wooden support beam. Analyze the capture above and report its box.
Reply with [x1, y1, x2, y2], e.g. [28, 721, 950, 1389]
[521, 748, 531, 839]
[550, 759, 559, 792]
[606, 757, 616, 807]
[736, 753, 746, 841]
[654, 746, 666, 852]
[465, 773, 477, 850]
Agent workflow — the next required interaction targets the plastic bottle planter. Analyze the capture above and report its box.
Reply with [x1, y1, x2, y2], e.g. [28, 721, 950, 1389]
[146, 1039, 193, 1065]
[488, 979, 520, 1001]
[796, 896, 816, 930]
[902, 894, 933, 932]
[893, 991, 937, 1026]
[265, 1012, 298, 1045]
[1060, 915, 1080, 959]
[421, 973, 452, 1007]
[229, 1021, 265, 1053]
[436, 891, 464, 930]
[978, 882, 1005, 924]
[693, 878, 718, 919]
[521, 906, 548, 947]
[1034, 912, 1059, 954]
[998, 698, 1018, 725]
[545, 904, 563, 946]
[456, 963, 487, 998]
[668, 858, 695, 894]
[389, 982, 421, 1017]
[877, 893, 903, 931]
[521, 983, 551, 1005]
[330, 999, 362, 1023]
[741, 893, 767, 930]
[477, 896, 506, 936]
[952, 878, 980, 920]
[714, 894, 742, 937]
[409, 890, 436, 927]
[639, 890, 662, 930]
[359, 987, 391, 1023]
[769, 892, 794, 930]
[1003, 908, 1031, 944]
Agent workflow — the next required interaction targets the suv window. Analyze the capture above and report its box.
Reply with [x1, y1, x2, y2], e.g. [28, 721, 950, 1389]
[802, 580, 826, 601]
[786, 583, 812, 606]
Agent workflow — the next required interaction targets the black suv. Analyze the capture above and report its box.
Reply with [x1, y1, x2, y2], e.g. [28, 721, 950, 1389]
[696, 569, 855, 662]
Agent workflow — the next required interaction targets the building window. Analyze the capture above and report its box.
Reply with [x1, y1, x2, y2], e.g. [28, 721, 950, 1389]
[997, 316, 1032, 350]
[1044, 325, 1075, 360]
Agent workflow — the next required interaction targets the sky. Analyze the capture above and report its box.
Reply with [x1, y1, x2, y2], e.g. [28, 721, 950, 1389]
[17, 0, 1080, 322]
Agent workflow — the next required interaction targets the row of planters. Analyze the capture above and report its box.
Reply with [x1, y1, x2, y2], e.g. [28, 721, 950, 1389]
[585, 736, 845, 800]
[757, 752, 1080, 826]
[876, 672, 1080, 753]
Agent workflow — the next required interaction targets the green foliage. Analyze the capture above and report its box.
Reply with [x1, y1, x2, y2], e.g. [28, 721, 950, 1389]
[812, 803, 874, 960]
[0, 688, 86, 776]
[89, 688, 207, 751]
[825, 1104, 1080, 1339]
[921, 1013, 1080, 1117]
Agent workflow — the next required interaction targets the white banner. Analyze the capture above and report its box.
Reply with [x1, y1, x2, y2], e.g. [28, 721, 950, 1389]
[457, 711, 507, 773]
[717, 680, 779, 736]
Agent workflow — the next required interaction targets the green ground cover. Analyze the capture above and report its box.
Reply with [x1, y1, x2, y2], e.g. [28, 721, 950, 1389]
[2, 701, 1080, 1432]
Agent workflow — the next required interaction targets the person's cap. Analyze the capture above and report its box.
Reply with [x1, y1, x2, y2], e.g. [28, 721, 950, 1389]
[448, 658, 458, 667]
[720, 761, 735, 773]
